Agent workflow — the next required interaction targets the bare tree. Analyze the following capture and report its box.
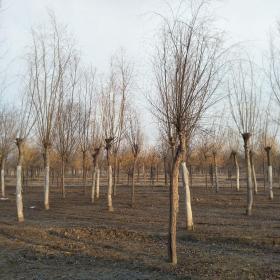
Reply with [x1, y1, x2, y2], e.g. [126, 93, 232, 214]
[14, 91, 34, 222]
[151, 0, 225, 264]
[90, 114, 102, 203]
[227, 128, 240, 191]
[28, 14, 75, 209]
[229, 58, 261, 215]
[54, 56, 80, 198]
[101, 52, 132, 211]
[209, 117, 225, 193]
[259, 106, 279, 200]
[269, 22, 280, 106]
[78, 68, 95, 195]
[126, 110, 143, 207]
[0, 106, 17, 198]
[111, 51, 133, 196]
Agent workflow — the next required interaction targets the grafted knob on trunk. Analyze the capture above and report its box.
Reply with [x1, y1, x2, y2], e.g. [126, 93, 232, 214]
[105, 137, 114, 150]
[242, 132, 251, 142]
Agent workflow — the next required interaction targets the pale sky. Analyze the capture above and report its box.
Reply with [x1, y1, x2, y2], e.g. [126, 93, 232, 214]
[0, 0, 280, 143]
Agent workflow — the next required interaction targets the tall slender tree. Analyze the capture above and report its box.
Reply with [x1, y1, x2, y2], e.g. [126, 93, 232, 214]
[229, 58, 261, 215]
[151, 0, 226, 264]
[0, 107, 17, 198]
[126, 110, 143, 207]
[28, 13, 75, 209]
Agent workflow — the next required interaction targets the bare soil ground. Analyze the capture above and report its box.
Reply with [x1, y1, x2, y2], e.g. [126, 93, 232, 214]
[0, 174, 280, 279]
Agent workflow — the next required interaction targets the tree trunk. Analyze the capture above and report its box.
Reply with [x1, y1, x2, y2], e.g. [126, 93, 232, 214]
[164, 156, 168, 187]
[95, 167, 100, 199]
[233, 152, 240, 191]
[143, 164, 146, 186]
[108, 164, 113, 211]
[263, 157, 266, 190]
[265, 147, 273, 200]
[113, 155, 118, 196]
[44, 144, 50, 210]
[16, 139, 24, 222]
[1, 158, 5, 197]
[117, 160, 120, 184]
[250, 151, 258, 194]
[168, 151, 180, 265]
[210, 164, 214, 188]
[61, 158, 66, 199]
[105, 139, 114, 212]
[131, 157, 137, 207]
[243, 133, 253, 216]
[213, 152, 219, 193]
[82, 150, 87, 195]
[181, 161, 194, 231]
[91, 166, 96, 203]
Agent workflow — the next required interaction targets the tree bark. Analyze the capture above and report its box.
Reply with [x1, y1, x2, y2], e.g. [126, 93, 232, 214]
[168, 150, 180, 265]
[105, 138, 114, 212]
[131, 157, 137, 207]
[250, 151, 258, 194]
[16, 139, 24, 222]
[91, 167, 96, 203]
[265, 147, 273, 200]
[61, 157, 66, 199]
[91, 148, 101, 201]
[243, 133, 253, 216]
[44, 143, 50, 210]
[213, 152, 219, 193]
[96, 167, 100, 199]
[82, 150, 87, 195]
[108, 164, 113, 211]
[232, 152, 240, 191]
[143, 164, 146, 186]
[164, 156, 168, 187]
[181, 161, 194, 231]
[113, 155, 118, 196]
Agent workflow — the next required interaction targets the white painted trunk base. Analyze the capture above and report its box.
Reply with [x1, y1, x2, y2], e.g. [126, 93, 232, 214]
[108, 165, 113, 211]
[16, 165, 24, 222]
[96, 168, 100, 199]
[44, 166, 50, 210]
[181, 162, 194, 231]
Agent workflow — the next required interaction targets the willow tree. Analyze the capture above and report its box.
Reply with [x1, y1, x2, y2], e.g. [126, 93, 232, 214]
[111, 52, 133, 196]
[78, 68, 95, 195]
[227, 128, 240, 191]
[126, 110, 143, 207]
[54, 56, 80, 198]
[229, 59, 260, 216]
[151, 0, 225, 264]
[28, 14, 75, 209]
[14, 92, 34, 222]
[209, 118, 225, 193]
[101, 52, 131, 211]
[90, 115, 102, 203]
[260, 107, 278, 200]
[195, 131, 214, 189]
[0, 107, 17, 198]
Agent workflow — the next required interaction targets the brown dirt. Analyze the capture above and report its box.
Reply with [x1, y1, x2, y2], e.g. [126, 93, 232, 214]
[0, 175, 280, 279]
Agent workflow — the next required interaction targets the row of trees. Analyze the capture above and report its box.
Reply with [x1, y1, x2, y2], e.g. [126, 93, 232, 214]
[151, 0, 280, 264]
[0, 14, 145, 222]
[1, 0, 280, 266]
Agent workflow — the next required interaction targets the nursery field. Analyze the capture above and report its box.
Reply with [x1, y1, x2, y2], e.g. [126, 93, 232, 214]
[0, 174, 280, 280]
